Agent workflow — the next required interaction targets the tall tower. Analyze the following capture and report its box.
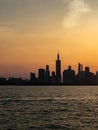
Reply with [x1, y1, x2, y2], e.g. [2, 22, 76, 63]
[45, 65, 50, 84]
[78, 63, 83, 74]
[56, 52, 61, 84]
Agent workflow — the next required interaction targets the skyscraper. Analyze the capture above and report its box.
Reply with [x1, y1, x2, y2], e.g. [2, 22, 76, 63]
[56, 52, 61, 84]
[78, 63, 84, 83]
[45, 65, 50, 84]
[38, 69, 45, 84]
[63, 66, 75, 84]
[78, 63, 83, 74]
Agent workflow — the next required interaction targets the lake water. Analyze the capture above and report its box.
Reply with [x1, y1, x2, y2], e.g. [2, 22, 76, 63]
[0, 86, 98, 130]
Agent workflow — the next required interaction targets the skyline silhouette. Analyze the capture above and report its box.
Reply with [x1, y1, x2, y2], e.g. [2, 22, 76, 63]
[0, 53, 98, 85]
[1, 2, 98, 130]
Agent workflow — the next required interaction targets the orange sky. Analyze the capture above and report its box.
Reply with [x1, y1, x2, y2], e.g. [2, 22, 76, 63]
[0, 0, 98, 78]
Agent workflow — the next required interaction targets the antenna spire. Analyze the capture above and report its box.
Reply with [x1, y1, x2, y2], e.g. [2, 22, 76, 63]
[57, 51, 60, 60]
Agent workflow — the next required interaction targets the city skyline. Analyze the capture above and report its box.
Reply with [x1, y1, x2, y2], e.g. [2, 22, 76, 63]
[0, 53, 98, 85]
[0, 0, 98, 78]
[0, 51, 98, 79]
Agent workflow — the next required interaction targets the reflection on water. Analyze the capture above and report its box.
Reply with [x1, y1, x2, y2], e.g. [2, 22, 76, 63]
[0, 86, 98, 130]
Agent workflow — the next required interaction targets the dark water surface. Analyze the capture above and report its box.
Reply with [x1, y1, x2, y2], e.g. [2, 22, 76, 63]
[0, 86, 98, 130]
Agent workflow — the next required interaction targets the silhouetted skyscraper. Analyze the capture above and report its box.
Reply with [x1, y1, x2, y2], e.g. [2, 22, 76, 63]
[30, 72, 36, 84]
[51, 71, 56, 84]
[78, 63, 83, 74]
[85, 67, 90, 75]
[45, 65, 50, 84]
[63, 66, 75, 84]
[56, 52, 61, 84]
[78, 63, 84, 83]
[30, 72, 35, 81]
[38, 69, 45, 84]
[84, 66, 90, 83]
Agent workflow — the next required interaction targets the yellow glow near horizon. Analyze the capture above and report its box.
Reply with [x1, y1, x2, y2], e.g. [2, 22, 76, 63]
[1, 0, 98, 78]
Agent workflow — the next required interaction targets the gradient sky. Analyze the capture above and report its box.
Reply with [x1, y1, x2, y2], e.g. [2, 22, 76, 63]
[1, 0, 98, 78]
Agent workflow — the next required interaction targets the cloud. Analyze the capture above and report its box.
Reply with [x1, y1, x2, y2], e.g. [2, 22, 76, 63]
[63, 0, 91, 28]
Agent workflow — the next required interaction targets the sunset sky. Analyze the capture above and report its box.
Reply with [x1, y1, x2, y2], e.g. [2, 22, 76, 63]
[1, 0, 98, 78]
